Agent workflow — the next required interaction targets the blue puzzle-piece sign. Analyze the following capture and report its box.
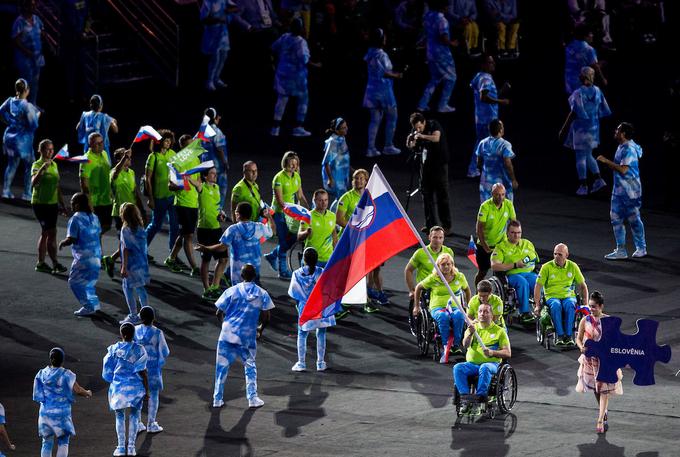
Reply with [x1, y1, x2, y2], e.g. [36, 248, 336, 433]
[584, 316, 671, 386]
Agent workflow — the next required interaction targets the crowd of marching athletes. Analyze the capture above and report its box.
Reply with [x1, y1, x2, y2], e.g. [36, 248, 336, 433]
[0, 2, 655, 456]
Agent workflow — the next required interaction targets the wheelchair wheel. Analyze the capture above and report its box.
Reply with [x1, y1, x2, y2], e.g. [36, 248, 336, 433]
[453, 385, 462, 416]
[496, 364, 517, 413]
[417, 308, 431, 357]
[535, 318, 544, 345]
[432, 327, 443, 362]
[286, 240, 305, 274]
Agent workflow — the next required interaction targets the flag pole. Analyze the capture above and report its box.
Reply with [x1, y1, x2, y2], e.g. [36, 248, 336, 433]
[371, 165, 486, 349]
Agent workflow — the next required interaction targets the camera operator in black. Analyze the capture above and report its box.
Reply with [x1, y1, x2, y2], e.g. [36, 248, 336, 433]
[406, 112, 452, 234]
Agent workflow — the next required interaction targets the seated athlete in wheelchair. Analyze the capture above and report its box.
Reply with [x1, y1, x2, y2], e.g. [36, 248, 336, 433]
[489, 220, 540, 326]
[452, 303, 517, 418]
[533, 243, 589, 348]
[467, 279, 506, 328]
[412, 254, 471, 363]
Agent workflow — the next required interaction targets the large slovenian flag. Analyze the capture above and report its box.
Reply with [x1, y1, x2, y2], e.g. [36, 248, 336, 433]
[283, 203, 312, 225]
[195, 115, 217, 141]
[133, 125, 162, 143]
[300, 165, 420, 327]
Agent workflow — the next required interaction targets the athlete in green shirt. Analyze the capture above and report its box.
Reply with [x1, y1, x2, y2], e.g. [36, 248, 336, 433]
[197, 167, 228, 299]
[454, 302, 511, 415]
[534, 243, 588, 346]
[475, 183, 516, 286]
[231, 160, 263, 222]
[467, 279, 505, 328]
[298, 189, 337, 265]
[30, 139, 67, 274]
[491, 220, 539, 323]
[79, 132, 113, 233]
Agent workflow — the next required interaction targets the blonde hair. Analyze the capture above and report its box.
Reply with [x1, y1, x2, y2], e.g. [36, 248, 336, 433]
[433, 253, 456, 274]
[353, 168, 369, 181]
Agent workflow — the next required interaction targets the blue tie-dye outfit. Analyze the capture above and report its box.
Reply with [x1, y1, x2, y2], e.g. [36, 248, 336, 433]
[201, 124, 228, 208]
[76, 111, 113, 161]
[289, 265, 335, 369]
[102, 340, 148, 452]
[565, 85, 611, 180]
[272, 33, 310, 124]
[213, 282, 275, 404]
[0, 96, 39, 198]
[363, 47, 398, 152]
[469, 71, 499, 175]
[66, 212, 102, 312]
[219, 221, 273, 285]
[475, 136, 515, 202]
[201, 0, 231, 87]
[418, 11, 456, 111]
[12, 14, 44, 104]
[32, 367, 77, 457]
[611, 140, 646, 250]
[564, 39, 598, 95]
[321, 134, 350, 202]
[121, 227, 150, 317]
[134, 324, 169, 426]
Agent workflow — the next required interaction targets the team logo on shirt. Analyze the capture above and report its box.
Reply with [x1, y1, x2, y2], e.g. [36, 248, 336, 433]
[350, 191, 376, 230]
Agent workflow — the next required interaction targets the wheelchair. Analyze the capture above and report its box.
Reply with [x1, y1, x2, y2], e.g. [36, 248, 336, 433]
[410, 291, 466, 362]
[286, 239, 305, 274]
[452, 361, 517, 420]
[535, 295, 589, 350]
[486, 271, 535, 328]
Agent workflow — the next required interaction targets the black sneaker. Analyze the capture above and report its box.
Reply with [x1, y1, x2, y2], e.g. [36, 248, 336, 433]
[51, 263, 68, 274]
[102, 255, 115, 278]
[363, 303, 380, 313]
[174, 257, 190, 270]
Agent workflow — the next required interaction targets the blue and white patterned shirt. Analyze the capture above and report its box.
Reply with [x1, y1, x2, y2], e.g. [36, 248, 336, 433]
[565, 85, 610, 150]
[120, 226, 149, 288]
[32, 366, 77, 437]
[67, 212, 102, 262]
[322, 134, 350, 196]
[564, 39, 598, 94]
[289, 265, 336, 331]
[220, 221, 273, 284]
[363, 48, 396, 109]
[0, 96, 40, 160]
[77, 111, 114, 159]
[272, 32, 310, 98]
[215, 281, 275, 349]
[470, 71, 498, 126]
[134, 324, 169, 390]
[102, 341, 148, 411]
[613, 140, 643, 199]
[476, 136, 515, 189]
[200, 0, 231, 54]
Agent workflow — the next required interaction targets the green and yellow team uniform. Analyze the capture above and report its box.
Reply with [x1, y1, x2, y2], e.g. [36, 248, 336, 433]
[336, 188, 361, 234]
[299, 209, 336, 262]
[198, 182, 222, 229]
[408, 245, 455, 284]
[419, 271, 468, 312]
[477, 198, 516, 247]
[110, 168, 137, 217]
[491, 239, 539, 275]
[145, 149, 176, 199]
[467, 294, 505, 327]
[466, 322, 510, 364]
[79, 150, 112, 206]
[31, 158, 59, 205]
[173, 156, 200, 209]
[232, 178, 262, 217]
[536, 259, 584, 300]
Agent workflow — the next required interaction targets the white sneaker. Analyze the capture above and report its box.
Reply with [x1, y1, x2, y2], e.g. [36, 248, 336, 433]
[437, 105, 456, 113]
[316, 361, 327, 371]
[366, 148, 381, 158]
[604, 248, 628, 260]
[466, 171, 481, 178]
[119, 314, 141, 325]
[439, 353, 448, 364]
[113, 447, 126, 456]
[1, 191, 14, 199]
[632, 248, 647, 258]
[74, 307, 96, 317]
[147, 422, 164, 433]
[21, 193, 31, 202]
[136, 422, 146, 433]
[248, 396, 265, 408]
[590, 178, 607, 193]
[291, 362, 307, 372]
[382, 145, 401, 155]
[291, 127, 311, 137]
[270, 126, 280, 137]
[215, 79, 228, 88]
[212, 399, 224, 408]
[127, 446, 137, 456]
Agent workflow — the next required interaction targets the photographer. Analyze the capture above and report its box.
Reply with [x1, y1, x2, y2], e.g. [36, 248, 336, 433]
[406, 112, 452, 234]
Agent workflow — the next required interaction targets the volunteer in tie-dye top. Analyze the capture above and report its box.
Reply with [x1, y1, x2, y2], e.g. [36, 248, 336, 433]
[564, 25, 607, 95]
[363, 28, 403, 158]
[200, 0, 236, 91]
[533, 243, 588, 346]
[59, 192, 102, 317]
[475, 119, 518, 203]
[560, 66, 611, 196]
[79, 132, 113, 235]
[298, 189, 337, 268]
[468, 55, 509, 178]
[212, 264, 274, 409]
[270, 18, 312, 138]
[76, 94, 118, 162]
[102, 323, 149, 457]
[322, 118, 351, 204]
[134, 306, 170, 434]
[265, 151, 309, 279]
[33, 348, 92, 457]
[289, 247, 334, 372]
[119, 204, 150, 325]
[12, 1, 44, 104]
[197, 201, 273, 285]
[597, 122, 647, 260]
[418, 0, 457, 113]
[0, 401, 16, 456]
[1, 78, 39, 200]
[412, 253, 471, 363]
[491, 219, 539, 323]
[201, 108, 229, 208]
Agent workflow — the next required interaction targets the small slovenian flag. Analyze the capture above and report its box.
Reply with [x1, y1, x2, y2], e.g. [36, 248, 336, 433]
[283, 203, 311, 225]
[167, 160, 214, 191]
[195, 115, 216, 141]
[133, 125, 162, 143]
[53, 144, 89, 163]
[467, 235, 478, 268]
